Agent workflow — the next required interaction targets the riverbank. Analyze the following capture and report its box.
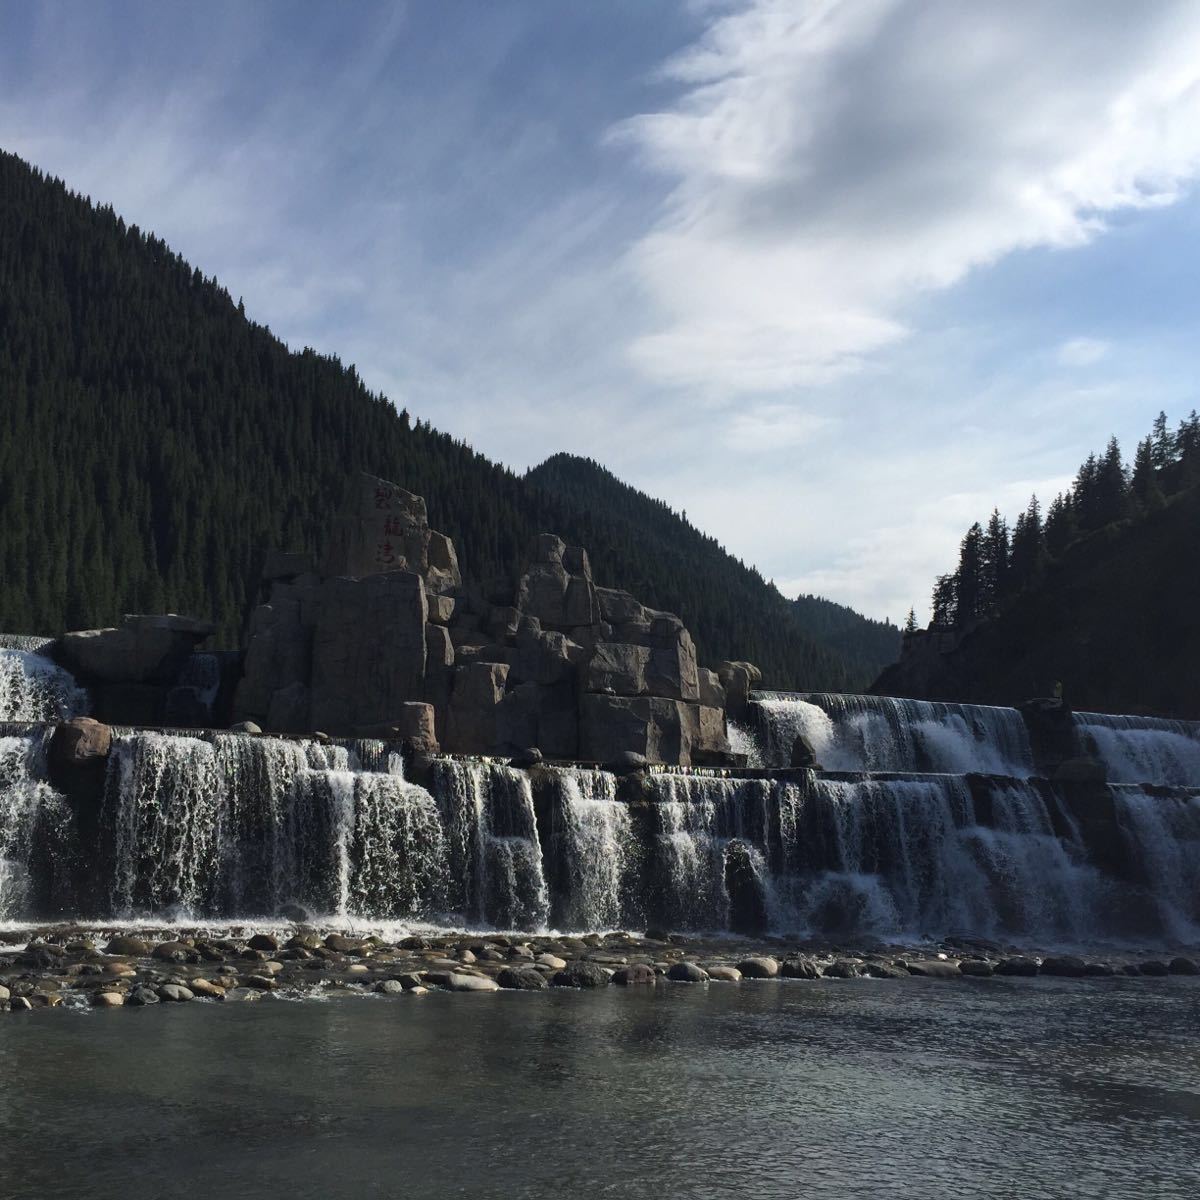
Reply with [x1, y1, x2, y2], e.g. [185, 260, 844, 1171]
[3, 925, 1198, 1011]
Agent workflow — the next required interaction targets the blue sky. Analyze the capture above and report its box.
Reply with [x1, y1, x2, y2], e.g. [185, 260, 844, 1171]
[3, 1, 1200, 622]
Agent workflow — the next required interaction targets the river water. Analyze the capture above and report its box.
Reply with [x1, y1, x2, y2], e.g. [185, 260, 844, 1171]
[1, 978, 1197, 1199]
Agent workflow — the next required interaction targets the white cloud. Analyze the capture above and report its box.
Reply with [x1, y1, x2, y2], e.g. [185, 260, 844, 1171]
[616, 0, 1200, 393]
[1057, 337, 1110, 367]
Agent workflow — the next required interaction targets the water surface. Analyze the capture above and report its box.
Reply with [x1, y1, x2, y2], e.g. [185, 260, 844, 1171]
[2, 978, 1198, 1198]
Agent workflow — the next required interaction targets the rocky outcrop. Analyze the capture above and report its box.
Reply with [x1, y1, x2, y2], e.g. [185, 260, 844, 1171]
[234, 472, 741, 765]
[60, 614, 215, 684]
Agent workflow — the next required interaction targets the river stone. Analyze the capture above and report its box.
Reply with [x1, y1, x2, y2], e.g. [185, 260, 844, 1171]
[958, 959, 995, 977]
[906, 960, 961, 979]
[666, 961, 709, 983]
[1084, 962, 1117, 977]
[611, 964, 657, 986]
[188, 978, 226, 998]
[1169, 957, 1199, 975]
[324, 934, 369, 955]
[737, 956, 779, 979]
[91, 991, 125, 1007]
[861, 961, 909, 980]
[127, 985, 160, 1006]
[444, 973, 500, 993]
[552, 962, 611, 989]
[824, 960, 863, 979]
[1139, 960, 1170, 976]
[706, 966, 742, 983]
[375, 979, 405, 995]
[157, 984, 194, 1003]
[247, 933, 279, 952]
[9, 997, 33, 1011]
[1040, 955, 1088, 978]
[0, 985, 9, 1002]
[151, 941, 194, 963]
[19, 944, 65, 968]
[497, 967, 549, 991]
[781, 959, 823, 979]
[407, 986, 429, 996]
[241, 974, 278, 991]
[535, 953, 567, 970]
[995, 956, 1040, 977]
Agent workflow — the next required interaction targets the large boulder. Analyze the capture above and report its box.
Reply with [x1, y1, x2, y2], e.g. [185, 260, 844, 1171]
[580, 694, 709, 766]
[354, 702, 439, 753]
[50, 717, 112, 770]
[309, 571, 428, 735]
[716, 660, 762, 718]
[517, 535, 600, 630]
[234, 597, 312, 725]
[60, 614, 214, 684]
[445, 662, 509, 753]
[583, 642, 649, 696]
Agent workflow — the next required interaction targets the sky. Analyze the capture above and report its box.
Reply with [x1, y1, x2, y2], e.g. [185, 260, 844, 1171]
[4, 0, 1200, 623]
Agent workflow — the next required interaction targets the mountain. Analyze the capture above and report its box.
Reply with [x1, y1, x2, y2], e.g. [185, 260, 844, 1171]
[0, 149, 891, 691]
[874, 415, 1200, 716]
[526, 454, 899, 690]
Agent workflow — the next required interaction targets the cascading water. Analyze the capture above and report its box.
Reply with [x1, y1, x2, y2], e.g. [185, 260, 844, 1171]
[430, 760, 549, 930]
[0, 729, 73, 918]
[104, 731, 447, 921]
[1074, 711, 1200, 787]
[1109, 784, 1200, 942]
[0, 639, 88, 722]
[752, 692, 1036, 776]
[544, 767, 635, 931]
[645, 773, 777, 933]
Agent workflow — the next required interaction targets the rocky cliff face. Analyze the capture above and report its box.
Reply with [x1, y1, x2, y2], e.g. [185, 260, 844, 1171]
[234, 472, 739, 766]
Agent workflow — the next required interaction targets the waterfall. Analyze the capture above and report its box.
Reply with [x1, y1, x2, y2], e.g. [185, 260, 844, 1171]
[545, 767, 635, 931]
[752, 692, 1035, 775]
[1074, 711, 1200, 787]
[430, 760, 549, 930]
[0, 642, 89, 722]
[104, 730, 446, 921]
[1109, 784, 1200, 942]
[0, 730, 73, 918]
[645, 773, 777, 933]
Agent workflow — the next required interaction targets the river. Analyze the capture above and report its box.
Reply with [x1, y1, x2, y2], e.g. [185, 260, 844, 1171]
[1, 977, 1197, 1199]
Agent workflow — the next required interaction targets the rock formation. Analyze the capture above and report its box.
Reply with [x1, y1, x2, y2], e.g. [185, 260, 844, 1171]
[235, 472, 737, 765]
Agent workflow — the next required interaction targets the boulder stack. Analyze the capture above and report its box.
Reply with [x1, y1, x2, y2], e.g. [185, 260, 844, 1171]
[235, 472, 745, 766]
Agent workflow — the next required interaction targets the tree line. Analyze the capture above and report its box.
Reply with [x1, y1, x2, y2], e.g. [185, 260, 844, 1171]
[924, 411, 1200, 631]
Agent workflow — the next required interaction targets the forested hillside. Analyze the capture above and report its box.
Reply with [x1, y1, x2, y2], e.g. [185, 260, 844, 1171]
[0, 150, 890, 690]
[875, 413, 1200, 714]
[527, 455, 900, 689]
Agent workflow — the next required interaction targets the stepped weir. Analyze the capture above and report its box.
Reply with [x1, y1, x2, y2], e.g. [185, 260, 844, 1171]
[2, 644, 1199, 944]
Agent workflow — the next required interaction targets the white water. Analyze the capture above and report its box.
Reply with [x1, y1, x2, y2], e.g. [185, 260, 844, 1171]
[1110, 784, 1200, 943]
[547, 767, 634, 931]
[1074, 712, 1200, 787]
[0, 731, 72, 918]
[0, 645, 88, 722]
[430, 760, 550, 930]
[753, 692, 1035, 776]
[105, 731, 447, 921]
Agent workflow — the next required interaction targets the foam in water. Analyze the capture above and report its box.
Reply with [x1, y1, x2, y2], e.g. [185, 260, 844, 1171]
[105, 731, 446, 921]
[431, 760, 549, 930]
[0, 645, 89, 722]
[0, 731, 73, 918]
[753, 692, 1036, 776]
[1109, 784, 1200, 942]
[546, 767, 634, 931]
[1074, 711, 1200, 787]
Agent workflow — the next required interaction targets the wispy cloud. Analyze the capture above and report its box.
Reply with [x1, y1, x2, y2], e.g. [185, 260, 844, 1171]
[616, 0, 1200, 394]
[1057, 337, 1110, 367]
